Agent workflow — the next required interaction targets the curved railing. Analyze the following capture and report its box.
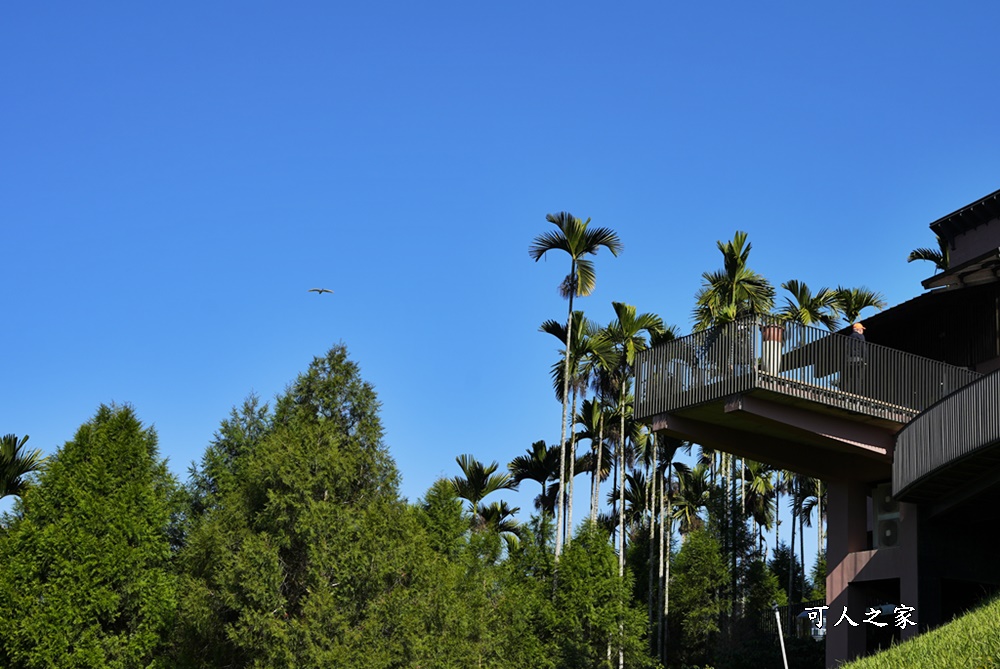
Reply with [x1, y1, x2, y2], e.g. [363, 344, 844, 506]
[635, 316, 982, 423]
[893, 368, 1000, 501]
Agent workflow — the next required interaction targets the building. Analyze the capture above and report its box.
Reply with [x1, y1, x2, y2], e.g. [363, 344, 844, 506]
[634, 188, 1000, 667]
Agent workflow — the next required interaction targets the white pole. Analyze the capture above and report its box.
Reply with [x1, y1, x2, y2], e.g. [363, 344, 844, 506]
[774, 604, 789, 669]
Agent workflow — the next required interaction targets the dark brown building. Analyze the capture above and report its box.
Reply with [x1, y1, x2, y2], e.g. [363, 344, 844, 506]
[635, 188, 1000, 667]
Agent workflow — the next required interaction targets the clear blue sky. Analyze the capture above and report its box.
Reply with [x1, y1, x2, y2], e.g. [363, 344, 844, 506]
[3, 2, 999, 560]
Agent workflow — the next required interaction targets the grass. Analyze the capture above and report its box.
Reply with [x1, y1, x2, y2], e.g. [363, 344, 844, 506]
[841, 594, 1000, 669]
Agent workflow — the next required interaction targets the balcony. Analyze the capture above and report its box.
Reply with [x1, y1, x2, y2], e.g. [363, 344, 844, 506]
[636, 316, 981, 422]
[894, 369, 1000, 507]
[634, 317, 982, 481]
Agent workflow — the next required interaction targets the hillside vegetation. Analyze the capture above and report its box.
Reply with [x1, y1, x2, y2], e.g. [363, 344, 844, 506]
[843, 595, 1000, 669]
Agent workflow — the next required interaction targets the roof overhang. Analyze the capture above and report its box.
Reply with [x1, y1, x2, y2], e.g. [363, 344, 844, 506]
[922, 247, 1000, 289]
[929, 187, 1000, 241]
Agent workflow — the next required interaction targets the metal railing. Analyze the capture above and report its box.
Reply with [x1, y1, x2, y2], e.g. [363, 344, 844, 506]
[754, 599, 827, 639]
[894, 368, 1000, 500]
[635, 316, 982, 422]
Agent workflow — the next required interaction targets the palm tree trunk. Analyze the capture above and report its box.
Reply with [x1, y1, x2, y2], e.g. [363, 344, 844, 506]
[817, 479, 823, 559]
[658, 468, 669, 664]
[591, 409, 605, 523]
[566, 385, 579, 545]
[774, 471, 782, 557]
[789, 500, 797, 603]
[555, 274, 575, 558]
[648, 444, 657, 635]
[740, 457, 745, 518]
[800, 498, 806, 599]
[618, 401, 626, 576]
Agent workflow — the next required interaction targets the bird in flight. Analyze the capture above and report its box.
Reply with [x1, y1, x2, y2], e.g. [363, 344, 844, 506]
[308, 288, 334, 295]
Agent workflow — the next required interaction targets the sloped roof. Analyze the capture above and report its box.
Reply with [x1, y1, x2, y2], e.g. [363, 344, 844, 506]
[929, 187, 1000, 241]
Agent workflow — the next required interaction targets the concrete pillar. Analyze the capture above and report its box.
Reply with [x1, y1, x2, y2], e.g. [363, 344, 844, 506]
[826, 480, 869, 667]
[898, 501, 921, 641]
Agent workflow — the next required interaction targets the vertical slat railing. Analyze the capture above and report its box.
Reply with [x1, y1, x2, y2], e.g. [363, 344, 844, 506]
[636, 315, 982, 422]
[636, 320, 758, 419]
[894, 369, 1000, 498]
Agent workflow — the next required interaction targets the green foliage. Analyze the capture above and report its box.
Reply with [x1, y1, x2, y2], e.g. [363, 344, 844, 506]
[906, 233, 949, 273]
[706, 484, 755, 609]
[173, 345, 422, 667]
[529, 212, 623, 300]
[833, 286, 887, 325]
[809, 553, 826, 601]
[716, 635, 825, 669]
[418, 477, 469, 558]
[0, 404, 177, 668]
[187, 393, 272, 511]
[0, 433, 44, 499]
[693, 230, 775, 329]
[769, 542, 810, 604]
[842, 594, 1000, 669]
[745, 559, 787, 612]
[670, 528, 728, 667]
[450, 453, 516, 528]
[553, 522, 656, 669]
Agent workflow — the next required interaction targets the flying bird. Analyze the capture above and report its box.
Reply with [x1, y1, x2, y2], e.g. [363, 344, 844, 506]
[308, 288, 334, 295]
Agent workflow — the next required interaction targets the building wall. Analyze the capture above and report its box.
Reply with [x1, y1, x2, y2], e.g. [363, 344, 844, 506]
[864, 283, 1000, 370]
[950, 216, 1000, 266]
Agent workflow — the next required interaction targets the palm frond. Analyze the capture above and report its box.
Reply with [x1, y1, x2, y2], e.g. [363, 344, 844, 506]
[0, 434, 45, 499]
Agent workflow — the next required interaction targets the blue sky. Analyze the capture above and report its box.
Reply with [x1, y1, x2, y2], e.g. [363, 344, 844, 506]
[4, 2, 999, 560]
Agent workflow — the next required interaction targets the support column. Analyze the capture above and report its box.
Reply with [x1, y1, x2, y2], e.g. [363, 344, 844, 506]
[898, 501, 922, 641]
[826, 480, 868, 667]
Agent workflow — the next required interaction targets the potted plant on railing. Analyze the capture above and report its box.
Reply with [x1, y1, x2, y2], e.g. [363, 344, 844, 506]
[759, 315, 787, 375]
[760, 281, 846, 376]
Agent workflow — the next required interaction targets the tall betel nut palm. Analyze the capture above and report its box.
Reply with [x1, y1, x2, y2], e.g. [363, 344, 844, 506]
[530, 212, 622, 556]
[693, 230, 775, 330]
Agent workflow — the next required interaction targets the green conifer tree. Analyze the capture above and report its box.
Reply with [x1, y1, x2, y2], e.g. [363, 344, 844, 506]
[0, 404, 177, 668]
[670, 527, 728, 667]
[173, 345, 434, 668]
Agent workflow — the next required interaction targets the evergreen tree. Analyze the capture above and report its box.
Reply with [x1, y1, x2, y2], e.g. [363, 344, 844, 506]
[418, 477, 469, 559]
[768, 542, 810, 604]
[809, 553, 827, 601]
[173, 345, 429, 668]
[0, 404, 177, 668]
[670, 527, 728, 667]
[553, 523, 655, 669]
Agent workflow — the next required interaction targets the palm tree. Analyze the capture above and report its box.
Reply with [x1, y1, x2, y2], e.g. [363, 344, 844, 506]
[540, 311, 605, 543]
[601, 302, 668, 575]
[742, 459, 776, 558]
[575, 397, 613, 523]
[645, 432, 682, 656]
[907, 233, 949, 273]
[509, 440, 560, 514]
[586, 335, 622, 524]
[671, 461, 711, 536]
[654, 436, 683, 664]
[451, 454, 516, 530]
[778, 280, 840, 330]
[785, 473, 815, 603]
[800, 477, 827, 570]
[0, 434, 44, 499]
[693, 231, 775, 329]
[531, 212, 622, 556]
[478, 500, 523, 542]
[834, 286, 887, 326]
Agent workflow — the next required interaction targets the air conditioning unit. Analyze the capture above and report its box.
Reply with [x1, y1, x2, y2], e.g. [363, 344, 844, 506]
[873, 483, 900, 549]
[877, 518, 900, 547]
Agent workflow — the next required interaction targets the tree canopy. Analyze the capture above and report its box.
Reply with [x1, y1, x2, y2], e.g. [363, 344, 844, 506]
[0, 405, 177, 669]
